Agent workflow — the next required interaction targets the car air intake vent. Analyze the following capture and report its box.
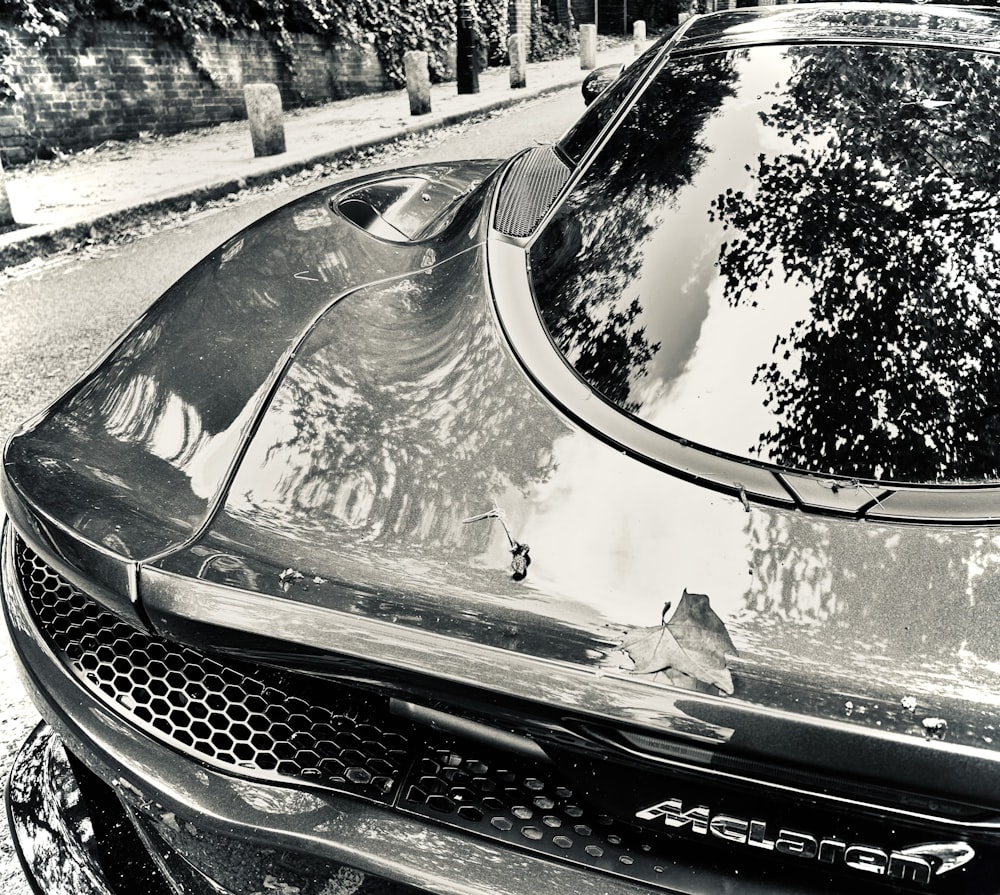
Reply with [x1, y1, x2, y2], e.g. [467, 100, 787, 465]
[493, 146, 570, 238]
[14, 535, 410, 803]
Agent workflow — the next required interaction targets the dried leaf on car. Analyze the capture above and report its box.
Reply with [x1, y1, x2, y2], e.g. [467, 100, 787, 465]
[620, 590, 737, 695]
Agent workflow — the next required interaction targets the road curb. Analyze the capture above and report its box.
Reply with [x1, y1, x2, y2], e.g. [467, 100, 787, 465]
[0, 77, 583, 272]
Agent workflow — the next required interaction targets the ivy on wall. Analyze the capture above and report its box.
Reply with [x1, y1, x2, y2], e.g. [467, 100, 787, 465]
[0, 29, 16, 100]
[529, 0, 575, 63]
[0, 0, 512, 98]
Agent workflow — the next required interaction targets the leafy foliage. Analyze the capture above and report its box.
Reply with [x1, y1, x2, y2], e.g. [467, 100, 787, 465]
[477, 0, 511, 67]
[0, 29, 16, 100]
[333, 0, 458, 85]
[628, 0, 685, 30]
[0, 0, 511, 95]
[528, 2, 574, 63]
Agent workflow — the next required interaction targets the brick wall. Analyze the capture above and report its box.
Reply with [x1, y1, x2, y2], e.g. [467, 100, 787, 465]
[509, 0, 533, 46]
[0, 21, 394, 165]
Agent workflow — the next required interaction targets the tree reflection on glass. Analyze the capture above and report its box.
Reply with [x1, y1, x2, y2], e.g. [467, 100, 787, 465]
[534, 55, 738, 412]
[712, 45, 1000, 483]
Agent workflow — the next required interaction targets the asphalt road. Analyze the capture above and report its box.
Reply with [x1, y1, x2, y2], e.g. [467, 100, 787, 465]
[0, 86, 583, 894]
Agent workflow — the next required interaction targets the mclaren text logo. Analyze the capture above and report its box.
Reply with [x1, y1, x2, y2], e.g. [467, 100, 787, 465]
[636, 799, 975, 885]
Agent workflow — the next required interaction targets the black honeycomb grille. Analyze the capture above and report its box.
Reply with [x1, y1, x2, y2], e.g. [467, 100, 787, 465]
[400, 747, 687, 889]
[14, 538, 761, 892]
[14, 536, 411, 802]
[493, 147, 570, 238]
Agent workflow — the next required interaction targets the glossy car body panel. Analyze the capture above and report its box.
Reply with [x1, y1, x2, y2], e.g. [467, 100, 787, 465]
[6, 6, 1000, 895]
[140, 237, 1000, 796]
[6, 727, 121, 895]
[4, 526, 811, 895]
[3, 161, 500, 563]
[676, 3, 1000, 54]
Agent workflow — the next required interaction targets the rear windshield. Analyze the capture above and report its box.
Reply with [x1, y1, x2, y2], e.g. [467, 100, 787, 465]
[534, 43, 1000, 485]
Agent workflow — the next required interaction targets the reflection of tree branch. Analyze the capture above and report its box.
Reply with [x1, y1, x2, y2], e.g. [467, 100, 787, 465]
[245, 277, 564, 543]
[536, 55, 738, 410]
[927, 199, 1000, 219]
[742, 506, 1000, 665]
[921, 144, 952, 177]
[712, 43, 1000, 483]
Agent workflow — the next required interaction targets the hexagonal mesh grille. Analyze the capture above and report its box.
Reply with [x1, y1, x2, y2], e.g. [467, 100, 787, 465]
[14, 536, 410, 802]
[400, 747, 679, 887]
[12, 538, 760, 893]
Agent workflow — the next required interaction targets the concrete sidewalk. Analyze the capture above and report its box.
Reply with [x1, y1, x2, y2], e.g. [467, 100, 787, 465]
[0, 44, 633, 270]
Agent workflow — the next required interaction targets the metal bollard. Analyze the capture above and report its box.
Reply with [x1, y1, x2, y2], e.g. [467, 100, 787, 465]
[580, 24, 597, 71]
[243, 83, 286, 158]
[404, 50, 432, 115]
[457, 0, 480, 94]
[509, 34, 527, 89]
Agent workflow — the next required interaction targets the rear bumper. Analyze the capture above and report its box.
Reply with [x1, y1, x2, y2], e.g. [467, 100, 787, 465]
[5, 723, 416, 895]
[2, 519, 721, 895]
[6, 514, 989, 895]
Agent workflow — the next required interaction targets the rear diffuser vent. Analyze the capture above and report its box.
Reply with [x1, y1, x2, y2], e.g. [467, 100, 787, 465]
[493, 147, 570, 238]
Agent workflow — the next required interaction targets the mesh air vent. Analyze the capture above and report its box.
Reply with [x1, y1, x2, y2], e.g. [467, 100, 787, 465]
[493, 147, 570, 238]
[14, 536, 410, 801]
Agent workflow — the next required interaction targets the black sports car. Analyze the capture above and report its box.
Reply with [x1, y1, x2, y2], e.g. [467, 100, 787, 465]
[5, 4, 1000, 894]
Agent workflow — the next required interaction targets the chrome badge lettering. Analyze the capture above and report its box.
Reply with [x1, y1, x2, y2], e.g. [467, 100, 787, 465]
[636, 799, 975, 885]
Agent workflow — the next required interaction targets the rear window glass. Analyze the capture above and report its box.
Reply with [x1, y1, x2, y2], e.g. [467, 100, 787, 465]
[559, 39, 667, 165]
[531, 43, 1000, 484]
